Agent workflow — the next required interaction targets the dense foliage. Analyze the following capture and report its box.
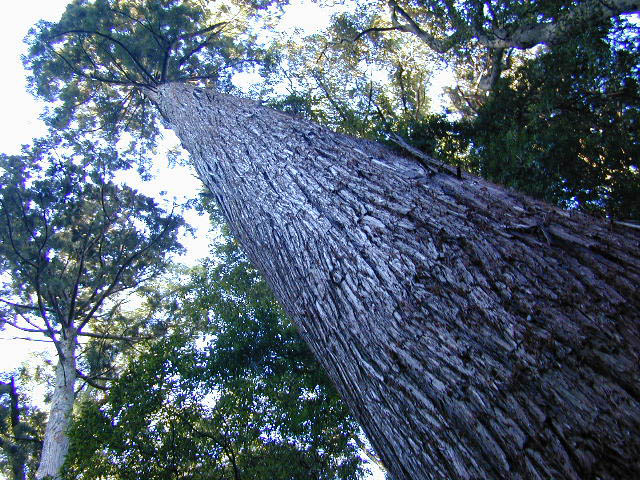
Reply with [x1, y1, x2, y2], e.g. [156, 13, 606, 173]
[0, 375, 45, 480]
[469, 23, 640, 219]
[63, 224, 367, 480]
[24, 0, 272, 154]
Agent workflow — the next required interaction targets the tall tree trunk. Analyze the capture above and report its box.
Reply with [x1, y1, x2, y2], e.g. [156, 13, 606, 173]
[146, 83, 640, 480]
[36, 329, 77, 480]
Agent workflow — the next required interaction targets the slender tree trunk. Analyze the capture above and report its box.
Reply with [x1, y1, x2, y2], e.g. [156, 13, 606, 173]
[36, 329, 77, 480]
[9, 377, 26, 480]
[0, 377, 27, 480]
[146, 83, 640, 480]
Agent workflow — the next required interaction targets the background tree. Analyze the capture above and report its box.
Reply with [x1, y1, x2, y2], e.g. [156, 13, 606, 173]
[0, 143, 185, 479]
[263, 10, 436, 137]
[324, 0, 640, 112]
[0, 374, 45, 480]
[63, 222, 370, 480]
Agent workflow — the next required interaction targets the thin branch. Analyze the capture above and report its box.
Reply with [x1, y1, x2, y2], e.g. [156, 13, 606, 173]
[475, 0, 640, 49]
[389, 132, 459, 177]
[48, 46, 142, 86]
[0, 336, 56, 343]
[48, 29, 158, 84]
[107, 6, 167, 48]
[313, 73, 350, 124]
[388, 0, 455, 53]
[0, 298, 45, 312]
[15, 310, 49, 332]
[92, 38, 147, 86]
[75, 369, 110, 391]
[353, 25, 404, 41]
[76, 219, 175, 331]
[2, 319, 49, 335]
[614, 220, 640, 231]
[176, 22, 229, 42]
[77, 331, 153, 342]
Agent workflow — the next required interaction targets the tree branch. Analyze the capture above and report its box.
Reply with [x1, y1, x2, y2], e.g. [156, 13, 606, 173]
[176, 22, 228, 42]
[47, 29, 157, 85]
[175, 24, 229, 70]
[48, 46, 142, 87]
[75, 369, 110, 391]
[1, 318, 49, 335]
[0, 298, 46, 312]
[76, 218, 176, 331]
[107, 6, 167, 49]
[1, 336, 56, 343]
[475, 0, 640, 49]
[353, 25, 405, 41]
[388, 0, 457, 53]
[76, 331, 153, 342]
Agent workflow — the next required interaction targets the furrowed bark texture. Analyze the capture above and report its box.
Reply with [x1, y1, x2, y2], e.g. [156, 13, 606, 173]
[148, 83, 640, 480]
[36, 330, 76, 480]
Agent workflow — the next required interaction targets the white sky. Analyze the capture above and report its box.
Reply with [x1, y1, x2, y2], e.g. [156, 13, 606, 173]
[0, 0, 70, 374]
[0, 1, 68, 153]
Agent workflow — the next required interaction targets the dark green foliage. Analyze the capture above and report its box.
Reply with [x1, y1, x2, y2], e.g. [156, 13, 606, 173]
[24, 0, 270, 154]
[63, 224, 366, 480]
[470, 23, 640, 219]
[0, 147, 184, 335]
[387, 114, 472, 166]
[308, 2, 640, 218]
[0, 375, 45, 480]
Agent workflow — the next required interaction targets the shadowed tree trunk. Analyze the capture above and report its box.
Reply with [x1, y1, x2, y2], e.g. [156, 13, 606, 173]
[145, 82, 640, 480]
[0, 378, 27, 480]
[35, 329, 76, 480]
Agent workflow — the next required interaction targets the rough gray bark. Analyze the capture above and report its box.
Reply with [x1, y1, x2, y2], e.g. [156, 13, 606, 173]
[146, 82, 640, 480]
[35, 329, 76, 480]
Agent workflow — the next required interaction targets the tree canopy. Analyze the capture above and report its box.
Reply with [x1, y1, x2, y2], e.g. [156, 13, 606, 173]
[24, 0, 272, 151]
[326, 0, 640, 110]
